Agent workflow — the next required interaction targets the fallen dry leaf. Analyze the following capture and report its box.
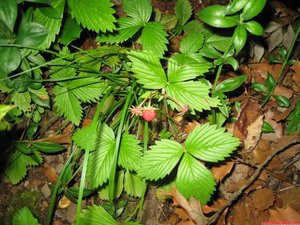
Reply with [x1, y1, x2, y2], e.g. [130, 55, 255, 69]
[184, 121, 200, 135]
[244, 115, 264, 152]
[274, 85, 293, 99]
[58, 195, 71, 209]
[39, 163, 58, 183]
[202, 199, 227, 214]
[211, 161, 234, 183]
[279, 186, 300, 213]
[291, 60, 300, 90]
[269, 205, 300, 221]
[251, 188, 275, 211]
[261, 110, 283, 142]
[33, 133, 72, 145]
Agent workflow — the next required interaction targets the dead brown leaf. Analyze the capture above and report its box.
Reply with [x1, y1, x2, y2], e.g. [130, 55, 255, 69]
[291, 60, 300, 90]
[211, 161, 234, 183]
[269, 205, 300, 221]
[202, 199, 227, 214]
[251, 188, 275, 211]
[244, 115, 264, 152]
[261, 110, 283, 142]
[33, 133, 72, 145]
[39, 163, 58, 183]
[279, 186, 300, 213]
[274, 85, 294, 99]
[184, 121, 200, 135]
[58, 195, 71, 209]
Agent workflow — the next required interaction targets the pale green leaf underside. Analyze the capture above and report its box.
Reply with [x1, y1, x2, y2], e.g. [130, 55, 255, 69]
[68, 0, 116, 32]
[53, 85, 82, 125]
[13, 207, 41, 225]
[33, 0, 65, 49]
[140, 22, 168, 57]
[79, 205, 118, 225]
[139, 139, 183, 181]
[167, 58, 211, 82]
[128, 51, 167, 89]
[68, 77, 107, 103]
[176, 153, 216, 204]
[119, 133, 143, 171]
[185, 123, 240, 162]
[166, 81, 219, 112]
[11, 91, 31, 112]
[124, 171, 146, 197]
[122, 0, 152, 23]
[87, 123, 116, 188]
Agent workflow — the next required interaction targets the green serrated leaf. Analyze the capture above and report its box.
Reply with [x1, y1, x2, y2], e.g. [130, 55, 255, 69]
[73, 124, 98, 150]
[180, 32, 205, 54]
[123, 0, 152, 23]
[205, 33, 232, 52]
[241, 0, 266, 21]
[59, 16, 82, 46]
[199, 5, 239, 28]
[99, 170, 124, 200]
[39, 6, 62, 19]
[11, 91, 31, 112]
[176, 153, 216, 204]
[87, 123, 115, 188]
[140, 22, 168, 57]
[53, 85, 82, 125]
[124, 171, 146, 197]
[0, 0, 17, 31]
[139, 139, 183, 181]
[33, 0, 65, 49]
[13, 207, 41, 225]
[200, 45, 222, 59]
[128, 51, 167, 89]
[244, 21, 264, 36]
[119, 133, 143, 171]
[175, 0, 192, 27]
[68, 0, 116, 32]
[185, 123, 240, 162]
[78, 205, 118, 225]
[68, 77, 107, 103]
[233, 24, 247, 52]
[166, 81, 219, 112]
[215, 75, 247, 92]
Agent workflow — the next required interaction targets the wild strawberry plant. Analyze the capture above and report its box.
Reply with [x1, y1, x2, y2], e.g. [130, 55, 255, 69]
[0, 0, 267, 224]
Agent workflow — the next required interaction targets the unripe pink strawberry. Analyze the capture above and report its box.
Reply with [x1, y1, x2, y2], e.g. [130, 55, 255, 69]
[142, 108, 156, 122]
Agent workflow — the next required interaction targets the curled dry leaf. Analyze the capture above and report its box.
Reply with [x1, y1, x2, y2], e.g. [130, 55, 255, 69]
[244, 115, 264, 152]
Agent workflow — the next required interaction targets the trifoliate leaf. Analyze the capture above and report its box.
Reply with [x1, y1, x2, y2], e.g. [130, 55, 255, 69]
[185, 123, 240, 162]
[167, 58, 211, 82]
[11, 91, 31, 112]
[68, 77, 107, 103]
[128, 51, 167, 89]
[140, 22, 168, 57]
[33, 0, 65, 49]
[176, 153, 216, 204]
[119, 133, 143, 171]
[175, 0, 192, 27]
[68, 0, 116, 32]
[122, 0, 152, 23]
[87, 123, 116, 188]
[166, 81, 219, 112]
[13, 207, 41, 225]
[124, 171, 146, 197]
[139, 139, 183, 181]
[53, 85, 82, 125]
[78, 205, 118, 225]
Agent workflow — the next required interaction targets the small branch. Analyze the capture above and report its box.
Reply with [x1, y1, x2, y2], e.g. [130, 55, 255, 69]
[207, 138, 300, 225]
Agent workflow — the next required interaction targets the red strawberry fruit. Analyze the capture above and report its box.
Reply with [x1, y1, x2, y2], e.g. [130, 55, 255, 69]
[142, 108, 156, 122]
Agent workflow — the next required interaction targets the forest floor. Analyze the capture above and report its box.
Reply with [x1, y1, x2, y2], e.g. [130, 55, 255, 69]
[0, 0, 300, 225]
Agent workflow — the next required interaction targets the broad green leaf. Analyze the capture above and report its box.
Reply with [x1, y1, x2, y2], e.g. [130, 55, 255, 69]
[274, 95, 291, 108]
[251, 82, 267, 92]
[215, 75, 247, 93]
[124, 171, 146, 197]
[262, 121, 275, 133]
[11, 91, 31, 112]
[0, 0, 17, 31]
[166, 81, 219, 112]
[68, 77, 107, 103]
[119, 133, 143, 171]
[97, 17, 143, 44]
[32, 142, 65, 154]
[139, 139, 183, 181]
[0, 104, 15, 121]
[53, 85, 82, 125]
[205, 33, 232, 52]
[73, 124, 98, 150]
[198, 5, 239, 28]
[176, 153, 216, 204]
[39, 6, 62, 19]
[175, 0, 192, 27]
[0, 19, 15, 41]
[28, 87, 50, 108]
[233, 24, 247, 52]
[122, 0, 152, 23]
[199, 45, 222, 59]
[265, 72, 276, 93]
[180, 32, 205, 54]
[225, 57, 239, 71]
[78, 205, 118, 225]
[167, 58, 211, 82]
[225, 0, 248, 14]
[0, 47, 21, 74]
[140, 22, 168, 57]
[87, 123, 116, 188]
[287, 100, 300, 134]
[183, 20, 206, 35]
[33, 0, 65, 49]
[68, 0, 116, 32]
[13, 207, 41, 225]
[244, 21, 264, 36]
[241, 0, 266, 21]
[99, 170, 124, 200]
[5, 150, 42, 184]
[59, 16, 82, 45]
[128, 51, 167, 89]
[185, 124, 240, 162]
